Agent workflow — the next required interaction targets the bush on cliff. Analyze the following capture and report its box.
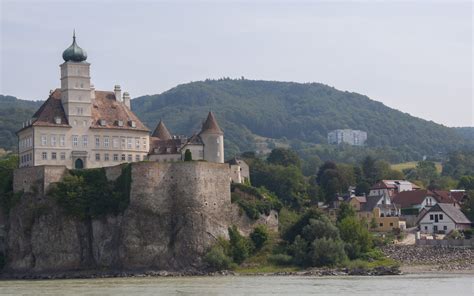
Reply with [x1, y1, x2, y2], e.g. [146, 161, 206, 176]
[231, 184, 282, 220]
[228, 225, 253, 264]
[0, 154, 21, 215]
[49, 165, 131, 219]
[310, 237, 347, 267]
[250, 225, 269, 250]
[204, 240, 234, 270]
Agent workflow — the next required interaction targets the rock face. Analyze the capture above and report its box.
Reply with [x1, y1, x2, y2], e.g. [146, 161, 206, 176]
[2, 162, 271, 275]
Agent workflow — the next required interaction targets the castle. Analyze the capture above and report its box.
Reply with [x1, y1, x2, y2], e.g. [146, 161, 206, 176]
[16, 33, 226, 170]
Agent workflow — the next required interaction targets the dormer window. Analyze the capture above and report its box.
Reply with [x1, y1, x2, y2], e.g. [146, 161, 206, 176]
[99, 119, 107, 126]
[117, 120, 124, 127]
[54, 116, 62, 124]
[129, 120, 136, 128]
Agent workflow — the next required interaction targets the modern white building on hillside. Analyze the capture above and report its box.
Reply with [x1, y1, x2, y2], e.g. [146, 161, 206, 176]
[327, 129, 367, 146]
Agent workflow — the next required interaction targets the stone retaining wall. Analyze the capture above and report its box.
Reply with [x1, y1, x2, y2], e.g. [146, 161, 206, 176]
[416, 238, 474, 248]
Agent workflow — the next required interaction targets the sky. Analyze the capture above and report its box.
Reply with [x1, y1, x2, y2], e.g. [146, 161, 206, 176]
[1, 0, 472, 127]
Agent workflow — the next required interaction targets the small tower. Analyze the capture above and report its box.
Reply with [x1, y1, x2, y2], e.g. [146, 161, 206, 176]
[199, 112, 224, 163]
[60, 31, 91, 123]
[152, 120, 172, 140]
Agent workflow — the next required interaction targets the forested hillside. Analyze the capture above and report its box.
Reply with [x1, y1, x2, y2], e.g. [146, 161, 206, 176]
[0, 95, 42, 151]
[1, 79, 472, 161]
[131, 79, 471, 160]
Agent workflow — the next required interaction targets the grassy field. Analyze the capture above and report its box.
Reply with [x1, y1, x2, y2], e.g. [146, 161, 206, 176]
[391, 161, 442, 173]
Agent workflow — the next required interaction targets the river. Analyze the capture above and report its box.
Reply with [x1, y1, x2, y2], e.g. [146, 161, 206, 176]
[0, 273, 472, 295]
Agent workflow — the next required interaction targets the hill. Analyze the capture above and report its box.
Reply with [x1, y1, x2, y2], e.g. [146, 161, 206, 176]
[131, 79, 471, 160]
[1, 79, 471, 161]
[0, 95, 43, 151]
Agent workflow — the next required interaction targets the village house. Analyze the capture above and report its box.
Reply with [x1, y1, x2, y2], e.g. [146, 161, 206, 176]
[393, 189, 459, 214]
[418, 203, 471, 234]
[348, 194, 406, 231]
[369, 180, 420, 198]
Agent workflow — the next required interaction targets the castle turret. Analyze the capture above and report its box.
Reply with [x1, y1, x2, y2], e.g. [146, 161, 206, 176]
[199, 112, 224, 163]
[152, 120, 172, 140]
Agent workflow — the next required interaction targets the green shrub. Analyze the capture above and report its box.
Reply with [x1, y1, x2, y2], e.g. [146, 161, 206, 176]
[462, 229, 473, 239]
[268, 254, 293, 266]
[228, 225, 252, 264]
[338, 216, 373, 259]
[231, 184, 282, 220]
[204, 244, 233, 270]
[0, 252, 5, 270]
[301, 217, 340, 242]
[49, 165, 132, 219]
[250, 225, 269, 250]
[310, 238, 347, 267]
[289, 235, 310, 266]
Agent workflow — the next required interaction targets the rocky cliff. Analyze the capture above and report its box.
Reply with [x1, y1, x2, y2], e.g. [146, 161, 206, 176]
[1, 162, 277, 275]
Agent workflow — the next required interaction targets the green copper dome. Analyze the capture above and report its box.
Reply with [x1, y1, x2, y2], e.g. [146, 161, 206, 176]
[62, 31, 87, 62]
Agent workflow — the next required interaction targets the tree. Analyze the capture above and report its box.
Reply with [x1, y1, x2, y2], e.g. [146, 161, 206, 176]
[338, 216, 372, 259]
[309, 238, 347, 267]
[301, 217, 340, 242]
[458, 175, 474, 190]
[184, 149, 192, 161]
[355, 181, 370, 196]
[250, 225, 269, 250]
[228, 226, 252, 264]
[267, 148, 301, 168]
[362, 156, 377, 184]
[337, 202, 356, 223]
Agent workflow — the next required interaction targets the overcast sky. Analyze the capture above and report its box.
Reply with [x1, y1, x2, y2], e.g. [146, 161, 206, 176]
[1, 0, 472, 127]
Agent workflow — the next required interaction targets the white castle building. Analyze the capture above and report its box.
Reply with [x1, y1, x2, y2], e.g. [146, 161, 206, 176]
[17, 33, 224, 169]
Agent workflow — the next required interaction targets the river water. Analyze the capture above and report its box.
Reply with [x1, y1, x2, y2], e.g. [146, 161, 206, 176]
[0, 273, 472, 295]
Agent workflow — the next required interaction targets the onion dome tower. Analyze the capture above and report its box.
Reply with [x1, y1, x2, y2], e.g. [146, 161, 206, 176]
[62, 30, 87, 62]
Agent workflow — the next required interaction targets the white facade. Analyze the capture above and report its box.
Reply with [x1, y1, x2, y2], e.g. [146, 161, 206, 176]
[419, 210, 457, 234]
[17, 36, 149, 169]
[328, 129, 367, 146]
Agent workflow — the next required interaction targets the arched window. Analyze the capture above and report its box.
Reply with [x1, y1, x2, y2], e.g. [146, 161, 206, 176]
[75, 158, 84, 169]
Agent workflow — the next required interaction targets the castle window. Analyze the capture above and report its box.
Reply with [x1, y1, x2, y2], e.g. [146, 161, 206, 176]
[54, 117, 62, 124]
[52, 152, 57, 160]
[135, 155, 140, 162]
[42, 152, 47, 160]
[379, 223, 383, 227]
[127, 138, 132, 149]
[113, 137, 119, 148]
[60, 152, 66, 160]
[142, 138, 147, 150]
[121, 154, 126, 161]
[130, 121, 136, 128]
[95, 136, 100, 148]
[113, 154, 118, 161]
[104, 137, 109, 148]
[60, 135, 65, 147]
[41, 135, 47, 146]
[100, 119, 106, 126]
[104, 154, 109, 161]
[390, 222, 393, 227]
[127, 154, 132, 162]
[51, 135, 57, 147]
[95, 154, 100, 161]
[121, 137, 126, 149]
[82, 135, 88, 148]
[83, 120, 87, 127]
[117, 120, 124, 127]
[77, 107, 83, 115]
[217, 138, 220, 144]
[135, 138, 140, 149]
[72, 135, 78, 147]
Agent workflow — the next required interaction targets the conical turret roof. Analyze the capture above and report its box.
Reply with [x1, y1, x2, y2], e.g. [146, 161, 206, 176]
[152, 120, 172, 139]
[200, 112, 223, 134]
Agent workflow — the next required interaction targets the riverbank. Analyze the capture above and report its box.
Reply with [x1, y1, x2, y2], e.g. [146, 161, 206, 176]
[382, 244, 474, 273]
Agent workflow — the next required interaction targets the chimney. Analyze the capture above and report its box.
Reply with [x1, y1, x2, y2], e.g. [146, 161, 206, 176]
[90, 84, 96, 99]
[123, 92, 131, 109]
[114, 85, 122, 102]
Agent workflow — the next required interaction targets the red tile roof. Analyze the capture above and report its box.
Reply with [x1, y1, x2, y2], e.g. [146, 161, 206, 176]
[30, 90, 70, 128]
[91, 90, 149, 131]
[24, 89, 149, 132]
[392, 190, 432, 208]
